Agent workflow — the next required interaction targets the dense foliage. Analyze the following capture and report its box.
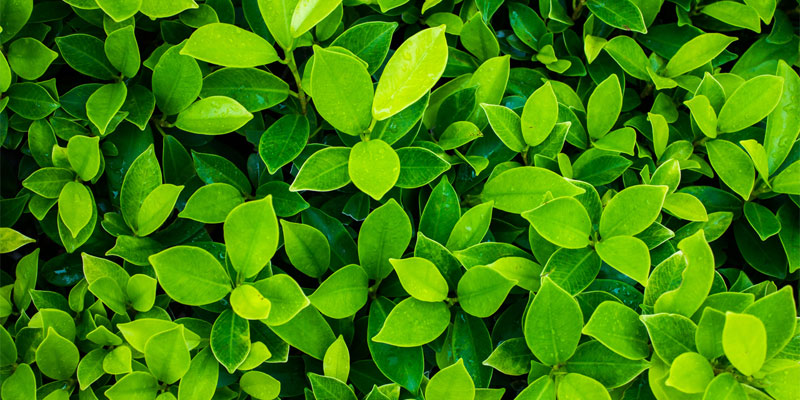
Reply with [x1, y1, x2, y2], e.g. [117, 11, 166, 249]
[1, 0, 799, 399]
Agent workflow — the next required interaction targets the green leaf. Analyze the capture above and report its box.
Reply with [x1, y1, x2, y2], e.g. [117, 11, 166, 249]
[67, 135, 101, 181]
[582, 301, 650, 360]
[58, 182, 93, 238]
[153, 44, 202, 116]
[564, 340, 649, 388]
[230, 284, 272, 320]
[426, 359, 475, 400]
[181, 23, 279, 67]
[311, 46, 373, 136]
[349, 139, 400, 200]
[390, 257, 448, 302]
[640, 313, 697, 364]
[446, 201, 493, 252]
[700, 1, 762, 33]
[120, 145, 161, 231]
[202, 68, 288, 112]
[6, 82, 60, 120]
[36, 328, 79, 380]
[257, 0, 296, 50]
[461, 12, 499, 62]
[224, 196, 279, 278]
[523, 197, 591, 249]
[330, 21, 398, 75]
[480, 167, 584, 214]
[765, 60, 800, 174]
[372, 298, 450, 347]
[149, 245, 232, 305]
[665, 352, 714, 393]
[684, 95, 718, 138]
[259, 114, 309, 174]
[706, 140, 755, 200]
[104, 25, 140, 78]
[654, 230, 714, 317]
[54, 34, 117, 80]
[717, 75, 784, 134]
[481, 104, 525, 152]
[323, 335, 350, 383]
[22, 168, 74, 199]
[521, 81, 558, 147]
[127, 274, 156, 312]
[358, 199, 412, 280]
[179, 183, 243, 224]
[587, 74, 622, 140]
[1, 363, 36, 400]
[174, 96, 253, 135]
[457, 265, 515, 318]
[743, 286, 796, 359]
[290, 147, 351, 192]
[192, 151, 252, 194]
[703, 373, 747, 400]
[290, 0, 342, 38]
[596, 235, 650, 286]
[586, 0, 646, 33]
[515, 376, 555, 400]
[136, 184, 182, 236]
[439, 121, 482, 150]
[96, 0, 141, 22]
[396, 147, 451, 189]
[367, 297, 424, 391]
[241, 371, 281, 400]
[140, 0, 198, 18]
[723, 312, 767, 376]
[104, 371, 159, 399]
[524, 277, 583, 366]
[603, 36, 649, 81]
[280, 220, 330, 278]
[210, 309, 250, 373]
[373, 26, 448, 120]
[419, 177, 461, 244]
[268, 306, 334, 359]
[557, 373, 611, 400]
[0, 0, 33, 43]
[253, 274, 310, 326]
[482, 337, 531, 376]
[744, 203, 781, 242]
[145, 326, 191, 384]
[599, 185, 668, 238]
[309, 264, 368, 319]
[663, 34, 736, 78]
[7, 38, 58, 81]
[309, 373, 357, 400]
[178, 347, 218, 400]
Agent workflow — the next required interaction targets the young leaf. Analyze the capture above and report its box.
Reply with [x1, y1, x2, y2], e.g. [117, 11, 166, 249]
[373, 26, 448, 120]
[348, 139, 400, 200]
[372, 298, 450, 347]
[224, 196, 279, 279]
[722, 312, 767, 376]
[390, 257, 448, 302]
[426, 359, 475, 400]
[311, 46, 373, 136]
[149, 246, 232, 305]
[521, 81, 558, 147]
[524, 278, 583, 366]
[174, 96, 253, 135]
[181, 23, 279, 67]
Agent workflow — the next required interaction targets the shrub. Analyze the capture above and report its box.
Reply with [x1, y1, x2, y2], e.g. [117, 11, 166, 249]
[1, 0, 798, 399]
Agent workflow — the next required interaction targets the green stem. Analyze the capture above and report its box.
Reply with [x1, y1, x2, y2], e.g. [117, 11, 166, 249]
[285, 51, 308, 115]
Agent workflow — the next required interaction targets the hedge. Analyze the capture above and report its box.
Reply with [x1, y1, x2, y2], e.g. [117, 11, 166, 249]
[0, 0, 799, 399]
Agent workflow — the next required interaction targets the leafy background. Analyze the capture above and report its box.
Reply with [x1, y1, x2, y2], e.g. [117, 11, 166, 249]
[0, 0, 799, 399]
